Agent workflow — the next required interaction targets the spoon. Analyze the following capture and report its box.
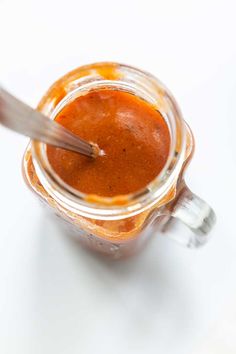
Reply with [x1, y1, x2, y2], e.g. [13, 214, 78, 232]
[0, 87, 101, 158]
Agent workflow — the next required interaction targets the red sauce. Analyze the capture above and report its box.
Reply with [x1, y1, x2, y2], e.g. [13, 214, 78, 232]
[47, 90, 170, 197]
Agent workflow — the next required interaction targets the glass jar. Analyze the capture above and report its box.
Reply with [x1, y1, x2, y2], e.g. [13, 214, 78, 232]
[22, 62, 216, 259]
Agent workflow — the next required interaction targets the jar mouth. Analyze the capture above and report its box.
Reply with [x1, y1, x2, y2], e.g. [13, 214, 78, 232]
[31, 62, 186, 219]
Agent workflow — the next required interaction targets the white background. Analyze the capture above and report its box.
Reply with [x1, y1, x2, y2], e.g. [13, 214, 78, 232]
[0, 0, 236, 353]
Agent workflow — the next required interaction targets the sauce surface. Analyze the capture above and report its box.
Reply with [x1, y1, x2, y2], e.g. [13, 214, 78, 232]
[47, 90, 170, 197]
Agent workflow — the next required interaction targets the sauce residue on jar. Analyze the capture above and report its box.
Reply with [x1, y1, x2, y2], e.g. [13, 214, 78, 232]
[47, 89, 170, 197]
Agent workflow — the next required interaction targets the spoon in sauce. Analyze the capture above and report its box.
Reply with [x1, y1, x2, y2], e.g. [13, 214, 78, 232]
[0, 87, 102, 158]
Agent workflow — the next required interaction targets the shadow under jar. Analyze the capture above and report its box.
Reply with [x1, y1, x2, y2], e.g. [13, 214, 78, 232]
[22, 62, 216, 259]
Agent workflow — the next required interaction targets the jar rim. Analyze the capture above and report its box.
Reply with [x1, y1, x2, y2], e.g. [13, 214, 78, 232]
[31, 62, 187, 219]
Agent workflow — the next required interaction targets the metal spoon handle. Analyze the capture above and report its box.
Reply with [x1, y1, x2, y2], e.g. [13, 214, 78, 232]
[0, 87, 96, 157]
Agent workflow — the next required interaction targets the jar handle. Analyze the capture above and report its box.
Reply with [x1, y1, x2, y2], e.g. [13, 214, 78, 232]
[163, 182, 216, 248]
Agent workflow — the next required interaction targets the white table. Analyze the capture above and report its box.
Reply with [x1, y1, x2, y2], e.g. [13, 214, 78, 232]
[0, 1, 236, 353]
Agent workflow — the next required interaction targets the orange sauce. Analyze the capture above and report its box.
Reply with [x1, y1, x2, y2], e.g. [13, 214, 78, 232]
[47, 89, 170, 197]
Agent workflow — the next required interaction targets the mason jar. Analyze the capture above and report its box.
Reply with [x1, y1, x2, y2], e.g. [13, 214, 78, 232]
[22, 62, 216, 259]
